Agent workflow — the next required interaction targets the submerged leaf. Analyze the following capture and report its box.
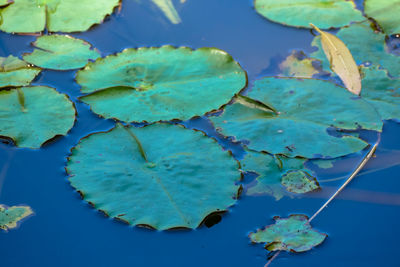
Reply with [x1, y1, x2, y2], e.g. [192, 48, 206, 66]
[0, 86, 76, 148]
[77, 46, 246, 123]
[152, 0, 181, 24]
[0, 56, 41, 88]
[210, 77, 382, 159]
[279, 51, 324, 78]
[365, 0, 400, 35]
[249, 214, 327, 252]
[0, 204, 33, 231]
[67, 124, 241, 230]
[254, 0, 364, 29]
[23, 35, 100, 70]
[310, 23, 361, 95]
[311, 22, 400, 78]
[0, 0, 120, 33]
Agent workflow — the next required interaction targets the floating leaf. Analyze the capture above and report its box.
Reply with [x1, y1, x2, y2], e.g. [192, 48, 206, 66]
[67, 124, 241, 230]
[210, 77, 382, 159]
[241, 150, 315, 199]
[279, 51, 325, 78]
[0, 0, 12, 7]
[23, 35, 100, 70]
[310, 23, 361, 95]
[0, 204, 33, 231]
[360, 66, 400, 121]
[312, 159, 336, 169]
[0, 56, 41, 88]
[0, 86, 76, 148]
[77, 46, 246, 123]
[281, 170, 319, 194]
[249, 214, 327, 252]
[254, 0, 364, 29]
[0, 0, 120, 33]
[152, 0, 181, 24]
[311, 22, 400, 78]
[365, 0, 400, 35]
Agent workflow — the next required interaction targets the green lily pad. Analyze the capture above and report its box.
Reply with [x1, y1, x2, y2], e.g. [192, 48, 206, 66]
[249, 214, 327, 252]
[22, 35, 100, 70]
[0, 0, 120, 33]
[311, 22, 400, 78]
[360, 66, 400, 121]
[281, 170, 319, 194]
[254, 0, 364, 29]
[0, 204, 33, 231]
[0, 0, 12, 7]
[0, 56, 41, 88]
[210, 77, 382, 159]
[77, 46, 246, 123]
[0, 86, 76, 148]
[241, 150, 316, 199]
[67, 123, 241, 230]
[279, 51, 324, 78]
[365, 0, 400, 35]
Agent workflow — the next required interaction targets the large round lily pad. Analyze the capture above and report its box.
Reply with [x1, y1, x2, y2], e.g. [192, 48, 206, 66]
[365, 0, 400, 35]
[210, 77, 382, 159]
[0, 0, 120, 33]
[23, 34, 100, 70]
[254, 0, 364, 29]
[249, 214, 327, 252]
[0, 86, 76, 148]
[67, 123, 241, 230]
[0, 56, 41, 88]
[76, 46, 247, 123]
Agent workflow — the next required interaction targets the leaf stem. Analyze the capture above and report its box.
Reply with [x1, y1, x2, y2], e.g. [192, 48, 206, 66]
[308, 140, 379, 222]
[264, 250, 281, 267]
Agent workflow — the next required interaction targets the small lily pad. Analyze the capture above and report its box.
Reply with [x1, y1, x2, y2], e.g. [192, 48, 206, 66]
[0, 86, 76, 148]
[241, 150, 314, 199]
[23, 35, 100, 70]
[365, 0, 400, 35]
[0, 56, 41, 88]
[0, 0, 120, 33]
[281, 170, 319, 194]
[311, 22, 400, 78]
[67, 123, 241, 230]
[210, 77, 382, 158]
[249, 214, 327, 252]
[0, 204, 33, 231]
[77, 46, 246, 123]
[254, 0, 364, 29]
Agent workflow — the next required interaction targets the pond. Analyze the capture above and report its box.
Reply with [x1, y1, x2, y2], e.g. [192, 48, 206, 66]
[0, 0, 399, 266]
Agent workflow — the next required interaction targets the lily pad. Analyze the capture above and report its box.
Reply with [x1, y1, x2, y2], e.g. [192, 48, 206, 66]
[279, 51, 324, 78]
[249, 214, 327, 252]
[254, 0, 364, 29]
[0, 0, 120, 33]
[0, 86, 76, 148]
[360, 66, 400, 121]
[365, 0, 400, 35]
[210, 77, 382, 159]
[23, 35, 100, 70]
[67, 123, 241, 230]
[0, 204, 33, 231]
[0, 56, 41, 88]
[241, 150, 316, 199]
[311, 22, 400, 78]
[281, 170, 319, 194]
[77, 46, 246, 123]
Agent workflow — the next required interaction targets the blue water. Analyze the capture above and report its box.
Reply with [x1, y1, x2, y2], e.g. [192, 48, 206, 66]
[1, 0, 400, 266]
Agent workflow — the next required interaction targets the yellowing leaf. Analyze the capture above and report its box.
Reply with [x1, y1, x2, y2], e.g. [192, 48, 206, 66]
[310, 23, 361, 95]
